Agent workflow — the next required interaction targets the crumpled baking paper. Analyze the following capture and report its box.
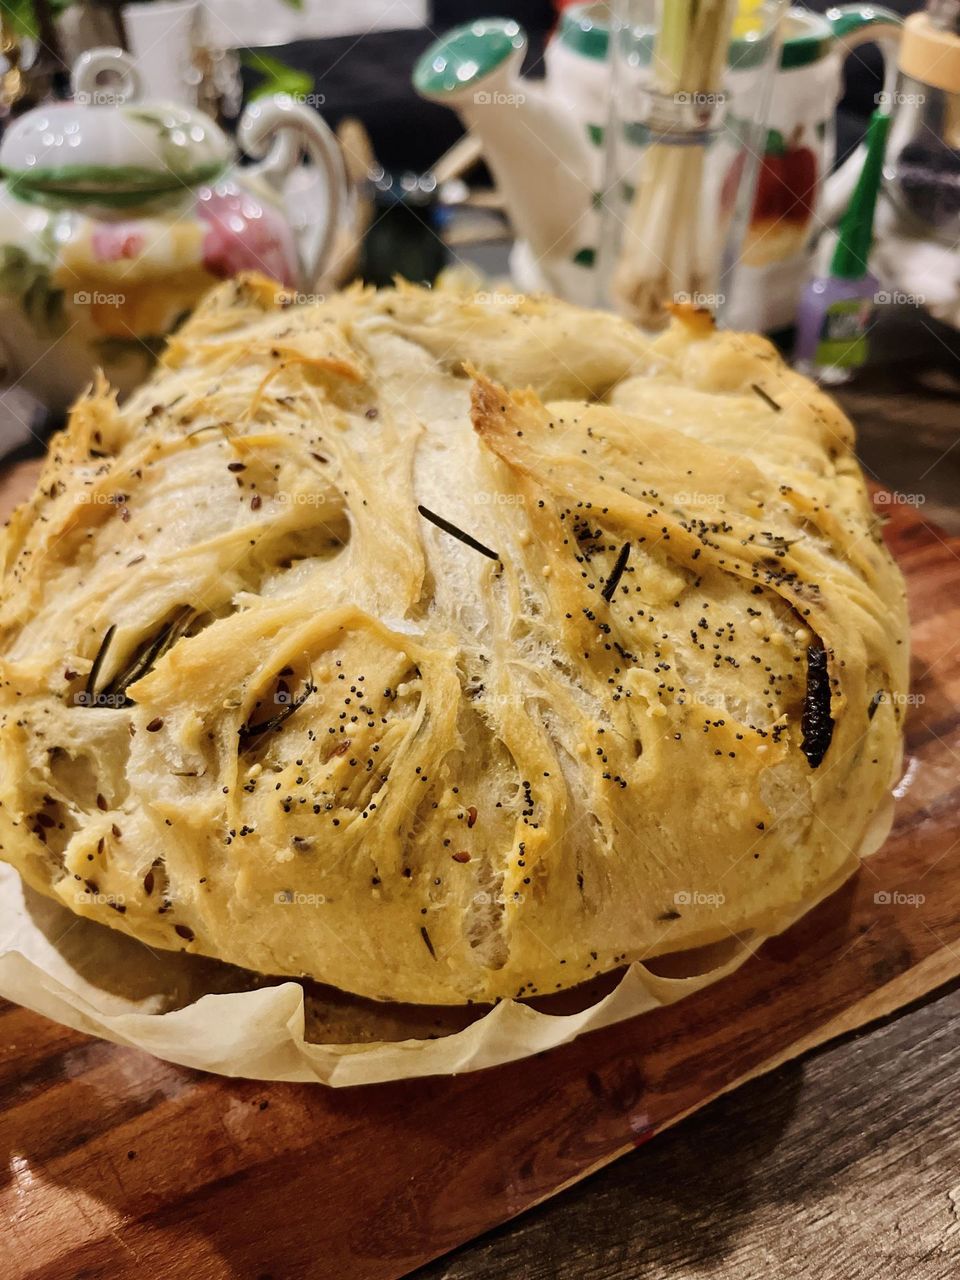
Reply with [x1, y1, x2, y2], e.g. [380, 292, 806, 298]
[0, 788, 893, 1086]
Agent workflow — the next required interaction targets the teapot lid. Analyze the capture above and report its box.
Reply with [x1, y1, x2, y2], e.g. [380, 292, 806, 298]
[0, 48, 232, 207]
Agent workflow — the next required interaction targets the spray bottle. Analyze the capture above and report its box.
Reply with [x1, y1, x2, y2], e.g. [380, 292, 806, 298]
[794, 110, 891, 383]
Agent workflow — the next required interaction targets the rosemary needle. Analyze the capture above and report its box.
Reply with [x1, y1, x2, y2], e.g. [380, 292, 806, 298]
[751, 384, 782, 412]
[602, 542, 631, 603]
[417, 504, 500, 562]
[85, 625, 116, 704]
[239, 681, 317, 747]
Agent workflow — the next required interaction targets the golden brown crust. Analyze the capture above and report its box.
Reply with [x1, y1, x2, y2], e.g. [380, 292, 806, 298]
[0, 277, 908, 1004]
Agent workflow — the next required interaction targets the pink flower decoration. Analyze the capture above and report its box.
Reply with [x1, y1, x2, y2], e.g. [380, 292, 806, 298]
[197, 182, 298, 286]
[91, 224, 147, 262]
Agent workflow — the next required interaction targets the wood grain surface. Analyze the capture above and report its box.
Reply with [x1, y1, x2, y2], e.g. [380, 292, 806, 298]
[0, 466, 958, 1280]
[416, 985, 960, 1280]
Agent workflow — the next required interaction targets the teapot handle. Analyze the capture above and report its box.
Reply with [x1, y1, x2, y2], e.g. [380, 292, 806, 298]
[71, 47, 143, 105]
[238, 96, 346, 288]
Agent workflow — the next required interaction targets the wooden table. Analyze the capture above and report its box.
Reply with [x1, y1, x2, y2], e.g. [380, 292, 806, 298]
[1, 304, 958, 1280]
[414, 989, 960, 1280]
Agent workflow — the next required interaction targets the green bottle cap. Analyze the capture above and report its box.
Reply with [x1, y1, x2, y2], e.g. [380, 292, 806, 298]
[830, 110, 891, 281]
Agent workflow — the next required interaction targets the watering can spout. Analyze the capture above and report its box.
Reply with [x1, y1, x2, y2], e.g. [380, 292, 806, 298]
[413, 19, 595, 271]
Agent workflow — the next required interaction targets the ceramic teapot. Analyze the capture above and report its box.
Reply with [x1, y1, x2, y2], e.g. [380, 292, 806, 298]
[0, 47, 346, 413]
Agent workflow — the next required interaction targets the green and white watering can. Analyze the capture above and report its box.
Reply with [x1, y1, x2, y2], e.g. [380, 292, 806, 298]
[414, 9, 609, 306]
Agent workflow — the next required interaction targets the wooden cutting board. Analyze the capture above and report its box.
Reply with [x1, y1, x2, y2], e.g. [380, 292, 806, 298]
[1, 460, 958, 1280]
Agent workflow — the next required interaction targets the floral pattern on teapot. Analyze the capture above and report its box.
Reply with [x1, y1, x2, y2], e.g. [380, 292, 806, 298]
[0, 47, 345, 413]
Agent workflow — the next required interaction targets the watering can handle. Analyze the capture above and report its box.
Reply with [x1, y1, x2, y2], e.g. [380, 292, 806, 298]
[821, 4, 903, 222]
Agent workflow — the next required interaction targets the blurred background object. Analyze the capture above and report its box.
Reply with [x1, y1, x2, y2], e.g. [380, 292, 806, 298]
[869, 0, 960, 328]
[0, 44, 346, 412]
[359, 169, 447, 287]
[886, 1, 960, 239]
[723, 3, 903, 334]
[601, 0, 787, 330]
[794, 108, 891, 382]
[413, 13, 605, 306]
[0, 23, 27, 118]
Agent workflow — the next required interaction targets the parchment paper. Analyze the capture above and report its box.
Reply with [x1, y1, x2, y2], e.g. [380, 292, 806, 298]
[0, 796, 894, 1087]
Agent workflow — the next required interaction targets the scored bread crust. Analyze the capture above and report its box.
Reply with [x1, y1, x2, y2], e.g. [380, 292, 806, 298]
[0, 277, 909, 1005]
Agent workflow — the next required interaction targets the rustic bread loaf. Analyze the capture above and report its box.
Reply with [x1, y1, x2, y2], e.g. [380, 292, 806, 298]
[0, 278, 908, 1004]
